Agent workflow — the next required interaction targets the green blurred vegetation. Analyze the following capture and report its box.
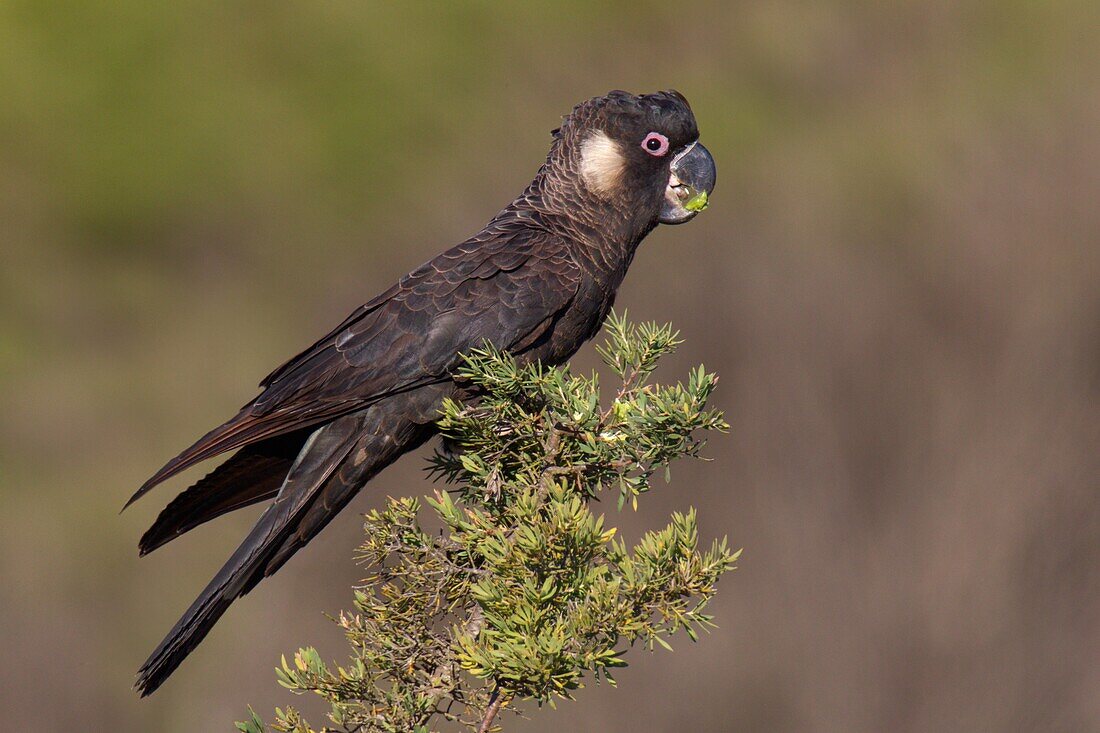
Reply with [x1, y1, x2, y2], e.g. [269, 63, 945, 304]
[2, 2, 1098, 731]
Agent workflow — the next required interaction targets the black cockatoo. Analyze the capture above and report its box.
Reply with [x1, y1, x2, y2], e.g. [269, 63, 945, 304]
[128, 89, 716, 695]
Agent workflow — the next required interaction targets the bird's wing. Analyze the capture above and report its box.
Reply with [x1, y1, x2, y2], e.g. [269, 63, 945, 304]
[126, 226, 581, 506]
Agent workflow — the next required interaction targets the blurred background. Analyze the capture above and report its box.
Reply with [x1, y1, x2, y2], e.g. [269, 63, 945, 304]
[2, 1, 1098, 730]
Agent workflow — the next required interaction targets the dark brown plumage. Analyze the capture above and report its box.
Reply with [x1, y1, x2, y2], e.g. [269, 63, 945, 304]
[129, 89, 715, 695]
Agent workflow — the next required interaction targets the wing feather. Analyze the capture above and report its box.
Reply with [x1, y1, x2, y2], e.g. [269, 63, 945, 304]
[126, 227, 580, 507]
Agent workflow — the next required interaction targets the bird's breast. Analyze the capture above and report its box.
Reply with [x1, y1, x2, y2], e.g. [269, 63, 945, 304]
[527, 275, 617, 368]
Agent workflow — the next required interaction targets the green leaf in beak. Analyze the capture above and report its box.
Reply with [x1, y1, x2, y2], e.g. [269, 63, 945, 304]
[684, 190, 709, 212]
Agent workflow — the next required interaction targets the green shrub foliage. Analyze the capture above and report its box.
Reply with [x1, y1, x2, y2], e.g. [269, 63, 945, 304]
[238, 314, 737, 733]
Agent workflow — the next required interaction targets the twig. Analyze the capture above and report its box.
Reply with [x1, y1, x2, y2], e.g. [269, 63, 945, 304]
[601, 359, 648, 423]
[477, 688, 504, 733]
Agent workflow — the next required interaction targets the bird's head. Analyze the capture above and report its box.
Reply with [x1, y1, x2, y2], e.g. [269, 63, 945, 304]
[545, 90, 716, 230]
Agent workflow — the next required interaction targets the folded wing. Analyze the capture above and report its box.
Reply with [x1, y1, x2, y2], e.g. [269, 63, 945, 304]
[125, 225, 581, 508]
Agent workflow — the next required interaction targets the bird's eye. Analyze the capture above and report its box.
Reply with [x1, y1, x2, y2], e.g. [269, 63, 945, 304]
[641, 132, 670, 157]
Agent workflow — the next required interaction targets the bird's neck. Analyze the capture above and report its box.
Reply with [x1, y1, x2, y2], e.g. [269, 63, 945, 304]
[513, 167, 656, 278]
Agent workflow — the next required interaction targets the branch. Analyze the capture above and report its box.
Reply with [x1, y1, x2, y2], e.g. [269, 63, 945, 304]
[477, 688, 504, 733]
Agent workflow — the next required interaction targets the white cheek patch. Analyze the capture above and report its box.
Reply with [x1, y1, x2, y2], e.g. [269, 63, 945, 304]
[580, 131, 626, 198]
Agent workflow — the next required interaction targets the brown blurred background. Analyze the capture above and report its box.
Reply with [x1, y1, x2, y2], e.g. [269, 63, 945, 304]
[2, 1, 1098, 730]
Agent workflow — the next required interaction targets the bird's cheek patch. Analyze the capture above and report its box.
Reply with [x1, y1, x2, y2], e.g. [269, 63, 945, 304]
[580, 131, 626, 198]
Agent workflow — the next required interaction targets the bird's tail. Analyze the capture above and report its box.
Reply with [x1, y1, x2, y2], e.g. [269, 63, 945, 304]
[135, 406, 432, 696]
[138, 432, 307, 556]
[135, 417, 363, 696]
[135, 524, 280, 696]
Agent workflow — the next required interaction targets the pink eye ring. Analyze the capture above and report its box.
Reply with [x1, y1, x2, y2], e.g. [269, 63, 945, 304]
[641, 131, 670, 156]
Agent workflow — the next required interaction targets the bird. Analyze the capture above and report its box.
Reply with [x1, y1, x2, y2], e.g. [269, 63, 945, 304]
[127, 89, 716, 696]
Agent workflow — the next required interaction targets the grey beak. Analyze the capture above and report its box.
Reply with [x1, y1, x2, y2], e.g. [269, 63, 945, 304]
[659, 141, 716, 225]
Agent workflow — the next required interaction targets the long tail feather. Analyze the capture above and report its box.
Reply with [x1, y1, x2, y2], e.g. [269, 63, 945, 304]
[135, 400, 434, 696]
[134, 417, 362, 696]
[137, 432, 307, 556]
